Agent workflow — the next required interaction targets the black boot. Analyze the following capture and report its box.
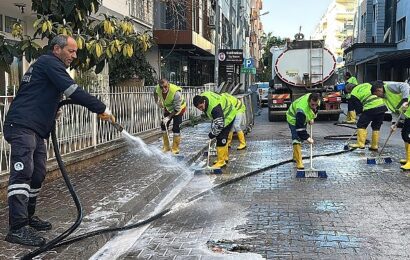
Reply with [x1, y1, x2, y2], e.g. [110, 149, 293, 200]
[5, 226, 46, 247]
[29, 216, 52, 231]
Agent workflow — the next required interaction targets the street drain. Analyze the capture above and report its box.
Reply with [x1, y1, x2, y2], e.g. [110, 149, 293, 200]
[207, 239, 251, 253]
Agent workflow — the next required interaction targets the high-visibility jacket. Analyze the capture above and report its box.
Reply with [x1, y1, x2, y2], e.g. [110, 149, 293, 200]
[155, 83, 186, 115]
[351, 83, 385, 111]
[286, 93, 318, 126]
[221, 93, 246, 113]
[347, 76, 358, 85]
[384, 83, 410, 118]
[201, 91, 237, 126]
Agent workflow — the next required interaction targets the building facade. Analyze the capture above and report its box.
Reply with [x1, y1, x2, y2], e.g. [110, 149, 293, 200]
[344, 0, 410, 82]
[313, 0, 358, 68]
[0, 0, 157, 93]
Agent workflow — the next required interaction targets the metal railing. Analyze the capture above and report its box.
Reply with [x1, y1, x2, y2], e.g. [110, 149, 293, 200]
[0, 85, 215, 176]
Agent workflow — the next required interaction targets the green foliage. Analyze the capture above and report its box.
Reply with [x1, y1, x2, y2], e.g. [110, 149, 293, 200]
[258, 33, 287, 82]
[0, 0, 153, 82]
[108, 48, 156, 86]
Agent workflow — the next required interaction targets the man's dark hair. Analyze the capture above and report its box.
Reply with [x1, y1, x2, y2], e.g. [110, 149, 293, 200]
[308, 93, 320, 102]
[370, 80, 384, 94]
[50, 35, 69, 50]
[345, 71, 352, 78]
[158, 78, 168, 85]
[193, 95, 205, 107]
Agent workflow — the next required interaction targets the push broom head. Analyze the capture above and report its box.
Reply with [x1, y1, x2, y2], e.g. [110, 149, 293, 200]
[296, 169, 327, 178]
[194, 167, 222, 175]
[367, 157, 393, 164]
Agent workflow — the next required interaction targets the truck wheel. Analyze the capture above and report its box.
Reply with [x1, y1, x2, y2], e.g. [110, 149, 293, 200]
[329, 114, 340, 121]
[269, 111, 283, 122]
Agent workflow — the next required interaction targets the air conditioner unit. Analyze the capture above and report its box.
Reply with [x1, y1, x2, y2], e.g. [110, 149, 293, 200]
[208, 15, 215, 27]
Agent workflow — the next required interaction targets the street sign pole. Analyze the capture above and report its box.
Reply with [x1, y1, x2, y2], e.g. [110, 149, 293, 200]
[214, 0, 220, 88]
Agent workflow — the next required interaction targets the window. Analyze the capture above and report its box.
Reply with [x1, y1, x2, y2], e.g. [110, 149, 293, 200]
[397, 17, 406, 41]
[5, 16, 18, 33]
[0, 14, 3, 31]
[361, 12, 366, 30]
[130, 0, 151, 23]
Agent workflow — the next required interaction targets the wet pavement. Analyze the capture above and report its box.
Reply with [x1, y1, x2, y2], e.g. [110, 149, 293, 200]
[1, 107, 410, 259]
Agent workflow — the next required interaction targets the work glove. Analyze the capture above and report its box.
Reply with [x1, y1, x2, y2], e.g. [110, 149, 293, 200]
[308, 120, 314, 125]
[98, 108, 115, 123]
[306, 137, 314, 144]
[162, 116, 170, 125]
[401, 102, 409, 111]
[391, 124, 397, 132]
[208, 132, 216, 139]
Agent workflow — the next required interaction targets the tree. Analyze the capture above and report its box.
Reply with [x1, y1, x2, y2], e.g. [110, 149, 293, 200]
[258, 32, 287, 82]
[0, 0, 153, 80]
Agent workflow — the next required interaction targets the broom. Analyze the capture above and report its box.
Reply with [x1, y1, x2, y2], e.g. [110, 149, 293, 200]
[366, 112, 403, 164]
[296, 125, 327, 178]
[194, 140, 222, 174]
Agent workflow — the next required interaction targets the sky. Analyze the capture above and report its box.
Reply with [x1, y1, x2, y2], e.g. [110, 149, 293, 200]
[260, 0, 334, 39]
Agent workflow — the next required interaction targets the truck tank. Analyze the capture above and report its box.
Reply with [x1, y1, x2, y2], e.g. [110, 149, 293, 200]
[267, 33, 341, 122]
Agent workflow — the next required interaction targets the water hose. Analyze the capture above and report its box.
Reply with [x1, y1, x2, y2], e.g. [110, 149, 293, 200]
[49, 149, 355, 251]
[22, 101, 84, 259]
[22, 108, 356, 257]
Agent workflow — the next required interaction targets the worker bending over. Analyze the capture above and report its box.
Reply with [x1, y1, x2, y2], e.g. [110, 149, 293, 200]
[222, 93, 247, 150]
[154, 78, 186, 154]
[343, 71, 359, 124]
[372, 80, 410, 170]
[345, 81, 388, 150]
[286, 93, 320, 169]
[193, 91, 237, 169]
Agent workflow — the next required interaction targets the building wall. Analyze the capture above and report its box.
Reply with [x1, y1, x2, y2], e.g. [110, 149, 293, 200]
[313, 0, 357, 67]
[397, 0, 410, 49]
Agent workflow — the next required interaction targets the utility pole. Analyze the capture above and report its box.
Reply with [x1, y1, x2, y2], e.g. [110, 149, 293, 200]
[214, 0, 220, 87]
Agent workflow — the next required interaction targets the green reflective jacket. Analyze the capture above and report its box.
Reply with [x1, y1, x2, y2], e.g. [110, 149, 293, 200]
[201, 91, 237, 126]
[221, 93, 246, 113]
[351, 83, 385, 111]
[286, 93, 318, 126]
[155, 83, 186, 114]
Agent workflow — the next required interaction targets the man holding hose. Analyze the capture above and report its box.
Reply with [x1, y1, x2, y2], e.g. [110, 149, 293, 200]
[3, 35, 115, 246]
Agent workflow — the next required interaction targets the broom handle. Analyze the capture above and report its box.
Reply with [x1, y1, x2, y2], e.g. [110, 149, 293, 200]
[207, 140, 211, 167]
[161, 100, 171, 144]
[310, 124, 313, 169]
[378, 111, 403, 157]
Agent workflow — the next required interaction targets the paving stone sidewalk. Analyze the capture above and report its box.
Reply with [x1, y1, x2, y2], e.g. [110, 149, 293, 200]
[116, 110, 410, 259]
[0, 123, 212, 259]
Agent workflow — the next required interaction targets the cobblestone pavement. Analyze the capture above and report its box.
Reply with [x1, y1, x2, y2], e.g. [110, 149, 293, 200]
[0, 124, 210, 259]
[2, 108, 410, 259]
[103, 108, 409, 260]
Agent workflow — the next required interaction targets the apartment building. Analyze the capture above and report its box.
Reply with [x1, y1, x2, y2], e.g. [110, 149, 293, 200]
[0, 0, 157, 92]
[313, 0, 358, 67]
[344, 0, 410, 82]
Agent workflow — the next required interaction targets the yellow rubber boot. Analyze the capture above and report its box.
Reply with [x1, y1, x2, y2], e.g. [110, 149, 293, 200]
[369, 130, 379, 151]
[293, 144, 304, 169]
[400, 142, 410, 171]
[162, 133, 171, 152]
[237, 131, 247, 150]
[345, 111, 356, 124]
[212, 146, 227, 169]
[400, 143, 408, 164]
[223, 144, 229, 163]
[227, 132, 233, 149]
[172, 135, 181, 154]
[349, 128, 367, 149]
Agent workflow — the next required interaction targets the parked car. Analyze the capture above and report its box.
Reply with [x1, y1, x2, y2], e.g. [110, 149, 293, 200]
[253, 82, 269, 106]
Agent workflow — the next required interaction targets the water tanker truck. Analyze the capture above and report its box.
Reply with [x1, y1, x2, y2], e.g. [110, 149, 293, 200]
[268, 33, 342, 122]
